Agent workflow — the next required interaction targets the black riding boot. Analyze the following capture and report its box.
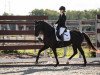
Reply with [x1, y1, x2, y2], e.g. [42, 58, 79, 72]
[56, 29, 61, 39]
[61, 28, 67, 42]
[60, 34, 64, 44]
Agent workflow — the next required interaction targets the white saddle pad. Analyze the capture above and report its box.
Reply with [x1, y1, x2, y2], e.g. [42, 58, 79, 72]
[54, 26, 71, 41]
[63, 30, 71, 41]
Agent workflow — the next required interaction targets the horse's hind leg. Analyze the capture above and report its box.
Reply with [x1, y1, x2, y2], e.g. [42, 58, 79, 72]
[78, 46, 87, 66]
[35, 45, 49, 64]
[66, 45, 78, 64]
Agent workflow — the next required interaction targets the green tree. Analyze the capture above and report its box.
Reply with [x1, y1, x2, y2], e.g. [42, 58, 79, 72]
[30, 9, 45, 16]
[45, 9, 59, 20]
[30, 9, 59, 20]
[30, 8, 100, 20]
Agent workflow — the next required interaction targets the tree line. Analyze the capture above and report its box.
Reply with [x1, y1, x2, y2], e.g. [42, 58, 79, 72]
[29, 9, 100, 20]
[1, 9, 99, 31]
[2, 9, 100, 20]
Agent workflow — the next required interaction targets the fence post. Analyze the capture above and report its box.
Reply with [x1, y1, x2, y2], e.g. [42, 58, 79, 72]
[16, 24, 19, 30]
[96, 15, 100, 57]
[63, 47, 67, 57]
[23, 25, 26, 30]
[95, 16, 98, 57]
[33, 24, 37, 55]
[7, 24, 10, 30]
[44, 49, 47, 58]
[0, 24, 1, 30]
[0, 25, 1, 39]
[7, 24, 10, 40]
[79, 20, 82, 58]
[16, 24, 19, 40]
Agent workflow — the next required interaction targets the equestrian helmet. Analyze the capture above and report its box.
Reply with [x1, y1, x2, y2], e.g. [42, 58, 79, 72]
[59, 6, 66, 11]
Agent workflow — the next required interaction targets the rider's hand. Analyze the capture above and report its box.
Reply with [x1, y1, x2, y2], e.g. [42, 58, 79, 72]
[38, 37, 43, 42]
[54, 24, 58, 28]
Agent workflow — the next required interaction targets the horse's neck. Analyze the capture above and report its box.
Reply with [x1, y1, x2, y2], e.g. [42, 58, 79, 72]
[43, 25, 55, 37]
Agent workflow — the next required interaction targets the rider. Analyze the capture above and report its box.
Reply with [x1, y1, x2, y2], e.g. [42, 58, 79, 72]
[55, 6, 67, 41]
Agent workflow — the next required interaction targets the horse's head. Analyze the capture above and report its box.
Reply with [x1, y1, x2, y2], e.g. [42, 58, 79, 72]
[34, 20, 54, 37]
[34, 21, 43, 37]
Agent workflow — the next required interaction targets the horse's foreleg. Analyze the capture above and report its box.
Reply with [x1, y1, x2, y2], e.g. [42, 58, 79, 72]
[35, 45, 49, 64]
[78, 46, 87, 66]
[52, 48, 59, 67]
[66, 45, 78, 64]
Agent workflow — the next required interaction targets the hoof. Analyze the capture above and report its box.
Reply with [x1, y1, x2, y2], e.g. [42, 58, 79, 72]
[83, 62, 87, 67]
[80, 64, 86, 67]
[54, 64, 58, 67]
[81, 65, 86, 67]
[35, 62, 38, 65]
[66, 61, 69, 64]
[54, 62, 59, 67]
[83, 64, 86, 67]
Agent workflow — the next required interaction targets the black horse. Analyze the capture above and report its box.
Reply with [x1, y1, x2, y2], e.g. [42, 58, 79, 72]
[34, 21, 96, 67]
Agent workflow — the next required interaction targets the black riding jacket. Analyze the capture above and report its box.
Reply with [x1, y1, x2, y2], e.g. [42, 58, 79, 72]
[56, 13, 66, 28]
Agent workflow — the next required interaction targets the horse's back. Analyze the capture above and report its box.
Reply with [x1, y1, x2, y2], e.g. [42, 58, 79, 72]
[70, 30, 84, 44]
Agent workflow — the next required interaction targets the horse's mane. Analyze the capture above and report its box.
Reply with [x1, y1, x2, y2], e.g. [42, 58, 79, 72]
[38, 21, 55, 36]
[39, 21, 54, 29]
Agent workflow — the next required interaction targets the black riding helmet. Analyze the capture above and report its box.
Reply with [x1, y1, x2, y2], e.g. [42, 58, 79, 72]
[59, 6, 66, 12]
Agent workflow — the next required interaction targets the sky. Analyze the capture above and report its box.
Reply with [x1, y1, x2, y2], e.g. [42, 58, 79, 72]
[0, 0, 100, 15]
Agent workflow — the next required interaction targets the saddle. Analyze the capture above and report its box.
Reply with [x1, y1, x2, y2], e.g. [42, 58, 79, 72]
[55, 27, 71, 41]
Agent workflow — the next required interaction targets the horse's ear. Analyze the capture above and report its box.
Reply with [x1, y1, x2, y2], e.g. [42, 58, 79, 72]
[34, 20, 38, 25]
[34, 20, 37, 23]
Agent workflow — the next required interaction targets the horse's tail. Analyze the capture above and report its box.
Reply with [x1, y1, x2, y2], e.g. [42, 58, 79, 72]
[82, 33, 97, 51]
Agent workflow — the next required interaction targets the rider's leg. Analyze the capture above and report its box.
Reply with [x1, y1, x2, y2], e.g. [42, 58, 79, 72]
[59, 27, 66, 41]
[56, 27, 61, 39]
[61, 34, 64, 41]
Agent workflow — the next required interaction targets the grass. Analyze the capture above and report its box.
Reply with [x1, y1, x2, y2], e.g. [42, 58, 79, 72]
[15, 46, 92, 58]
[0, 46, 93, 58]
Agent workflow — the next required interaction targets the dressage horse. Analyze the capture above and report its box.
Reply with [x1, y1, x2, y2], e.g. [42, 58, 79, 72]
[34, 21, 96, 67]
